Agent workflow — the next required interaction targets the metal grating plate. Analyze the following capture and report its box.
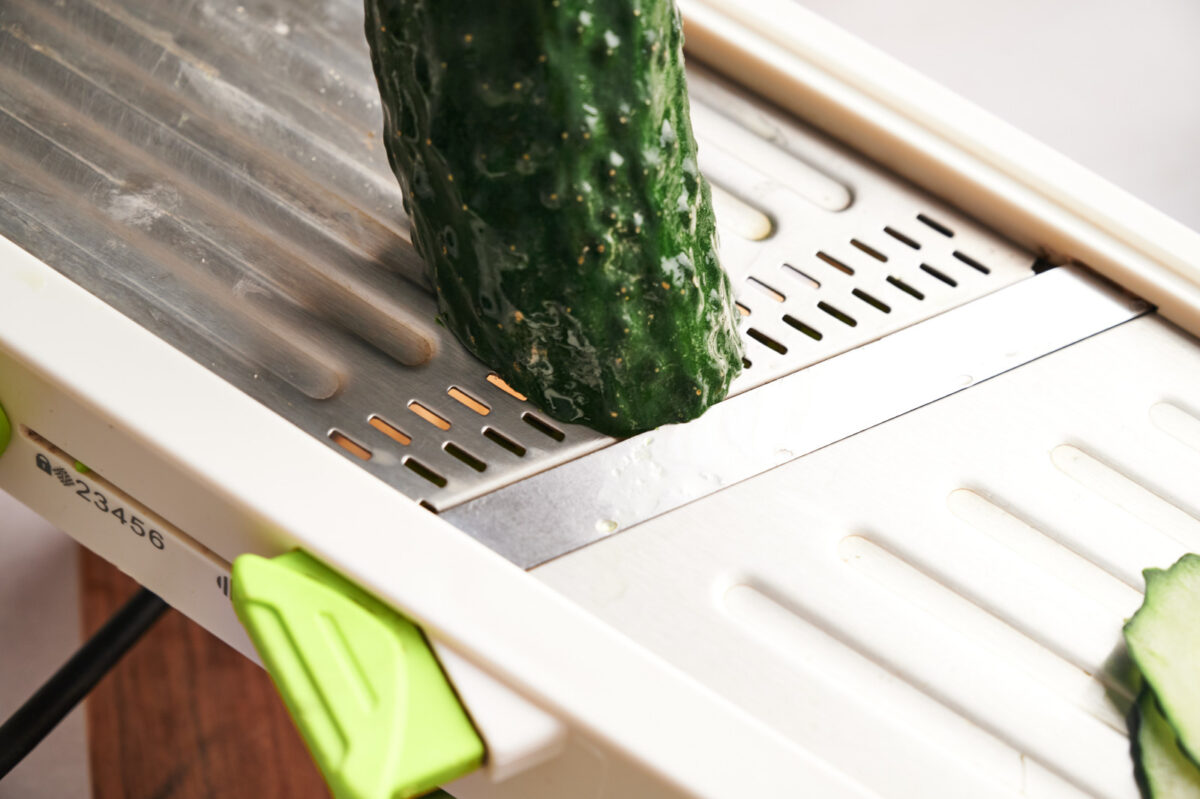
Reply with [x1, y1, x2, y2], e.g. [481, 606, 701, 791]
[0, 0, 1036, 514]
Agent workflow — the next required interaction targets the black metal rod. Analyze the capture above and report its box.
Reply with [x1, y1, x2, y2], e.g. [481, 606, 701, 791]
[0, 587, 167, 778]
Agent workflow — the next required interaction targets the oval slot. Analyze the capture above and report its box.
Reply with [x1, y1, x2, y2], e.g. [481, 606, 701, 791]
[920, 264, 958, 287]
[448, 386, 491, 416]
[917, 213, 954, 237]
[522, 413, 565, 443]
[817, 302, 857, 327]
[486, 373, 527, 401]
[444, 442, 486, 472]
[782, 315, 822, 340]
[368, 415, 412, 445]
[816, 252, 854, 276]
[887, 275, 924, 300]
[747, 277, 785, 303]
[409, 401, 451, 431]
[852, 288, 891, 313]
[747, 328, 788, 354]
[483, 427, 526, 457]
[782, 264, 820, 289]
[404, 457, 447, 488]
[953, 251, 991, 274]
[884, 227, 921, 250]
[329, 430, 371, 461]
[850, 239, 888, 262]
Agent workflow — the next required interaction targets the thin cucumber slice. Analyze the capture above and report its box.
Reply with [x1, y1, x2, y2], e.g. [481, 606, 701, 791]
[1132, 687, 1200, 798]
[1124, 553, 1200, 768]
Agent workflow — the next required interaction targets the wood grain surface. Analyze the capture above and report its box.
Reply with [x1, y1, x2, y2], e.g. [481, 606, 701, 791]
[80, 549, 329, 799]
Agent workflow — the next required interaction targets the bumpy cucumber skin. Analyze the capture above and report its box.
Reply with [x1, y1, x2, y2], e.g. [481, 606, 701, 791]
[364, 0, 743, 436]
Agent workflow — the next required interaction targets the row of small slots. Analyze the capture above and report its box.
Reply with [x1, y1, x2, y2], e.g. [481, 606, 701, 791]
[329, 213, 979, 479]
[740, 216, 991, 360]
[328, 373, 566, 490]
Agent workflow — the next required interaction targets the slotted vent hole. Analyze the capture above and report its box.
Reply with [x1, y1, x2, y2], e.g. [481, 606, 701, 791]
[368, 415, 412, 445]
[782, 315, 822, 340]
[448, 386, 490, 415]
[486, 373, 527, 401]
[850, 239, 888, 262]
[484, 427, 526, 457]
[920, 264, 957, 287]
[522, 412, 566, 442]
[404, 457, 447, 487]
[887, 275, 925, 300]
[747, 277, 785, 302]
[953, 251, 991, 274]
[917, 213, 954, 237]
[409, 401, 451, 430]
[852, 288, 891, 313]
[816, 251, 854, 275]
[883, 227, 920, 250]
[444, 442, 487, 472]
[418, 500, 438, 513]
[330, 430, 372, 461]
[741, 357, 752, 369]
[735, 301, 751, 317]
[747, 328, 788, 354]
[818, 301, 858, 327]
[782, 264, 820, 289]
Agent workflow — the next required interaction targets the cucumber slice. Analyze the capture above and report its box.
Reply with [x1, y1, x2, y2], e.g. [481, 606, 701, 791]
[1124, 554, 1200, 767]
[1132, 687, 1200, 798]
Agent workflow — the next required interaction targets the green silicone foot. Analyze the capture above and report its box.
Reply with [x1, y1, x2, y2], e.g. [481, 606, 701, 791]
[231, 551, 484, 799]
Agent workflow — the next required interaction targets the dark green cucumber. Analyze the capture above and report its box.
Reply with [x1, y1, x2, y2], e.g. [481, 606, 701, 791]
[1130, 686, 1200, 798]
[1124, 554, 1200, 769]
[364, 0, 742, 436]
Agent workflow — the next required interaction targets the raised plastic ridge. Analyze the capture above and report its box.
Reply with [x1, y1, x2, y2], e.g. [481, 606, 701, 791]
[231, 550, 484, 799]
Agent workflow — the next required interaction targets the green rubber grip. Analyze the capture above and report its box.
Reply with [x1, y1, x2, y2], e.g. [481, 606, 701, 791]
[0, 399, 10, 458]
[231, 551, 484, 799]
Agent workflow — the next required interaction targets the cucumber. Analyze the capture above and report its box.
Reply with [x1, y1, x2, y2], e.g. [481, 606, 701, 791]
[1124, 554, 1200, 768]
[1130, 686, 1200, 798]
[364, 0, 743, 436]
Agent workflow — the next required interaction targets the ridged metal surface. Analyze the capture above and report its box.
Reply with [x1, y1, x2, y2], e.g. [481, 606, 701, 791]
[0, 0, 1036, 516]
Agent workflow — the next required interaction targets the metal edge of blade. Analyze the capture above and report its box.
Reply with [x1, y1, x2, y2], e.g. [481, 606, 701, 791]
[442, 265, 1150, 568]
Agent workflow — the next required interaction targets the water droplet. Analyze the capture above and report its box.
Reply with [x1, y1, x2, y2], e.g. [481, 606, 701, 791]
[595, 519, 618, 534]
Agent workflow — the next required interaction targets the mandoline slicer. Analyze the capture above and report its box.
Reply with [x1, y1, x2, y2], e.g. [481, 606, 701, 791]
[2, 0, 1200, 796]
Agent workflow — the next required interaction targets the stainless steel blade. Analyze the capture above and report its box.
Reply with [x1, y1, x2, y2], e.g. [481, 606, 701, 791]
[443, 266, 1150, 567]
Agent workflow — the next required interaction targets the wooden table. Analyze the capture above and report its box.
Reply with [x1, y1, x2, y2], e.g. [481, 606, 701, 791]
[81, 549, 328, 799]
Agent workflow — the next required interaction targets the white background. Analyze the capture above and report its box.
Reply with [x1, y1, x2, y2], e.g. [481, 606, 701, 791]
[801, 0, 1200, 229]
[2, 1, 1198, 795]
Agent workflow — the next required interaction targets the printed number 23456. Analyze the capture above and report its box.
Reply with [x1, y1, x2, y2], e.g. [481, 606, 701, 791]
[73, 478, 165, 550]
